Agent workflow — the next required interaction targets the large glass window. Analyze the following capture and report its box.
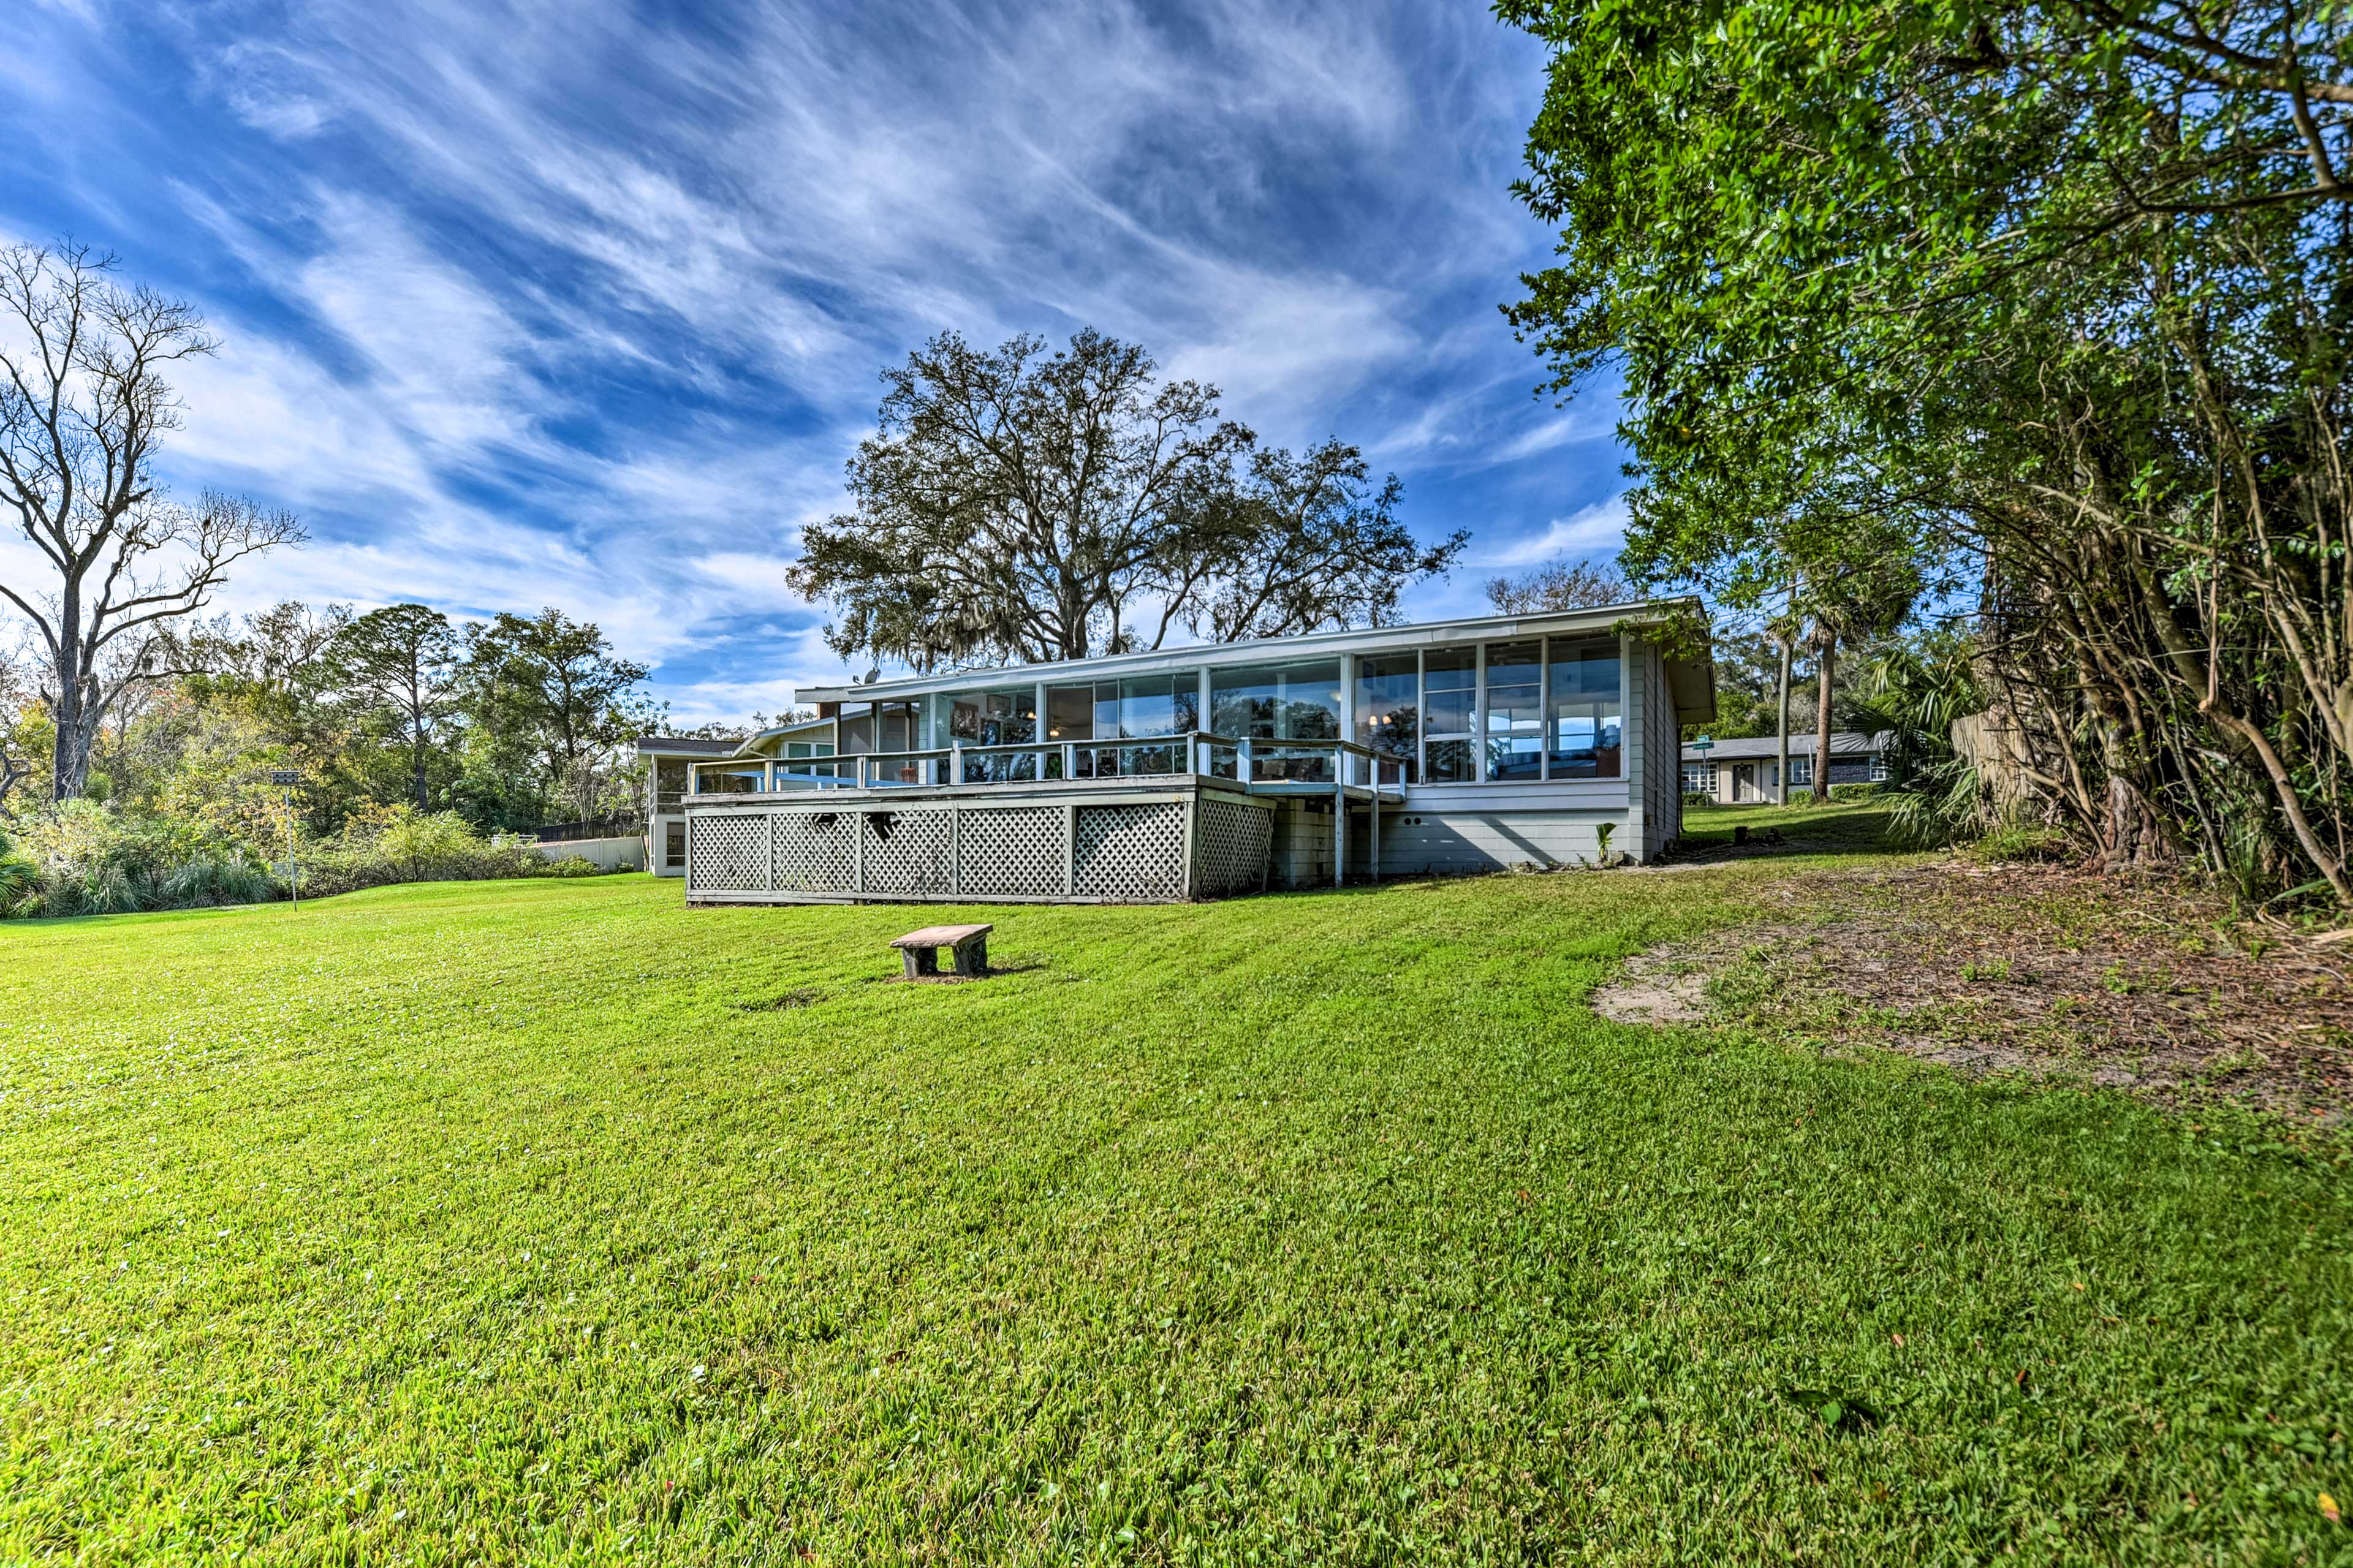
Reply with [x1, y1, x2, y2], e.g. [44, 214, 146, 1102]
[1049, 674, 1199, 778]
[1045, 684, 1094, 742]
[1213, 662, 1339, 781]
[1485, 640, 1544, 782]
[1422, 649, 1477, 783]
[1545, 640, 1622, 779]
[1354, 654, 1419, 785]
[949, 688, 1038, 782]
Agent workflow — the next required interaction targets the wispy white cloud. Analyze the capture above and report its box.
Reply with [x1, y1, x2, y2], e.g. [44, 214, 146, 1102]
[1474, 493, 1632, 569]
[0, 0, 1610, 726]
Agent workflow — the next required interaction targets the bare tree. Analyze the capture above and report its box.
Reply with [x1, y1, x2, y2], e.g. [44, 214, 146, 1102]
[0, 243, 303, 801]
[1484, 558, 1630, 615]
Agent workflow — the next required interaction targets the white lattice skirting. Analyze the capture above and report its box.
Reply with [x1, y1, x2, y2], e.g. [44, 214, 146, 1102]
[686, 789, 1276, 904]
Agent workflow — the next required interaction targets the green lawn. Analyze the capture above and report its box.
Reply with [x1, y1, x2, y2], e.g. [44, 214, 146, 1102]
[1, 822, 2345, 1564]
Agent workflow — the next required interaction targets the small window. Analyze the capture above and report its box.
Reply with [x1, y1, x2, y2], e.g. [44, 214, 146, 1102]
[664, 821, 686, 868]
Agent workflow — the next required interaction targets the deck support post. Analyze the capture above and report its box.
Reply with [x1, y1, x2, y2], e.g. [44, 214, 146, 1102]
[1370, 759, 1380, 884]
[1333, 776, 1346, 888]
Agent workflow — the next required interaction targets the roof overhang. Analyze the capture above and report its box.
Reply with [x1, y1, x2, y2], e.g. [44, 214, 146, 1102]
[634, 737, 746, 759]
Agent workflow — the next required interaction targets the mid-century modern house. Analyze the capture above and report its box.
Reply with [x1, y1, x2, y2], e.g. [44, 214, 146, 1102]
[1678, 732, 1891, 804]
[662, 600, 1713, 905]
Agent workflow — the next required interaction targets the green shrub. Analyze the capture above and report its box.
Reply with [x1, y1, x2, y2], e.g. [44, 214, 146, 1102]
[0, 826, 37, 918]
[295, 810, 601, 899]
[1681, 790, 1714, 808]
[1970, 817, 2071, 863]
[0, 801, 606, 920]
[1828, 781, 1884, 800]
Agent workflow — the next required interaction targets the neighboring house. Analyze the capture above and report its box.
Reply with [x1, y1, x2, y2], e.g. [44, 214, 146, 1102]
[637, 736, 745, 877]
[669, 601, 1715, 905]
[638, 716, 845, 876]
[1679, 732, 1890, 804]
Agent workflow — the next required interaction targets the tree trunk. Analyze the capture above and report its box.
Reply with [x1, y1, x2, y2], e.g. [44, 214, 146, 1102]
[50, 588, 93, 801]
[1811, 626, 1836, 805]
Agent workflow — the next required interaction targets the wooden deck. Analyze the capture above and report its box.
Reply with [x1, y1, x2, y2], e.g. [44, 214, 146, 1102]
[681, 736, 1404, 905]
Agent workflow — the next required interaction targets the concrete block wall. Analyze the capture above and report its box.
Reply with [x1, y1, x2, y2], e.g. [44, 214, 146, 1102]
[1371, 809, 1631, 876]
[1267, 798, 1338, 889]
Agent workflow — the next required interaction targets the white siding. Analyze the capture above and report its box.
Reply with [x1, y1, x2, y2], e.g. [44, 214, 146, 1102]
[1374, 808, 1632, 874]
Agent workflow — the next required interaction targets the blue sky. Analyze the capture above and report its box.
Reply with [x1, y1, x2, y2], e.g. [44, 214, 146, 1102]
[1, 0, 1632, 723]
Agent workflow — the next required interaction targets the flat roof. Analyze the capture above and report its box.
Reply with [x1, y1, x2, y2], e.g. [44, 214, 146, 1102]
[794, 598, 1715, 724]
[1682, 732, 1887, 761]
[634, 736, 748, 758]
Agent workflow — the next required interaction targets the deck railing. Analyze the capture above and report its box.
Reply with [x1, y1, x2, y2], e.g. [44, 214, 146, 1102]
[689, 732, 1406, 797]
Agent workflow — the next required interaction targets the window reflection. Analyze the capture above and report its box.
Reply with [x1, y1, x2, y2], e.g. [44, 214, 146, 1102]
[1485, 640, 1543, 782]
[1422, 650, 1476, 783]
[1212, 662, 1339, 782]
[1354, 654, 1419, 784]
[1546, 641, 1621, 779]
[1047, 675, 1199, 778]
[950, 689, 1037, 782]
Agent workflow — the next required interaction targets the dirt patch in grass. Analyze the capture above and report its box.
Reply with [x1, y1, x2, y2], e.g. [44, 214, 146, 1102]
[1599, 861, 2353, 1116]
[738, 986, 829, 1011]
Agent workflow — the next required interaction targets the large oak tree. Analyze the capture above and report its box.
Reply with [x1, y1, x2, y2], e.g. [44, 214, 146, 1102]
[789, 329, 1462, 670]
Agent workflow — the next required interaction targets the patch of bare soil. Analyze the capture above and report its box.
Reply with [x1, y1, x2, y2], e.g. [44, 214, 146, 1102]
[1597, 860, 2353, 1118]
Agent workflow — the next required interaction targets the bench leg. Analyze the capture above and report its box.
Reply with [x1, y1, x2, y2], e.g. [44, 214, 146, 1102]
[954, 937, 988, 977]
[903, 947, 939, 979]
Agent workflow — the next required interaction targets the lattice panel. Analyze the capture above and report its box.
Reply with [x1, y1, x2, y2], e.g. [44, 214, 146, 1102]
[688, 813, 768, 892]
[772, 812, 853, 893]
[957, 806, 1066, 898]
[1192, 797, 1271, 899]
[860, 809, 955, 896]
[1074, 801, 1188, 901]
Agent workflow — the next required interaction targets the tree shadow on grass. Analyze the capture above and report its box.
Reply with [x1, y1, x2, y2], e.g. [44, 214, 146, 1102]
[1662, 803, 1901, 865]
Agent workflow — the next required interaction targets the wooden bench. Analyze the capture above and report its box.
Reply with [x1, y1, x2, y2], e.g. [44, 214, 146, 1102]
[888, 922, 993, 980]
